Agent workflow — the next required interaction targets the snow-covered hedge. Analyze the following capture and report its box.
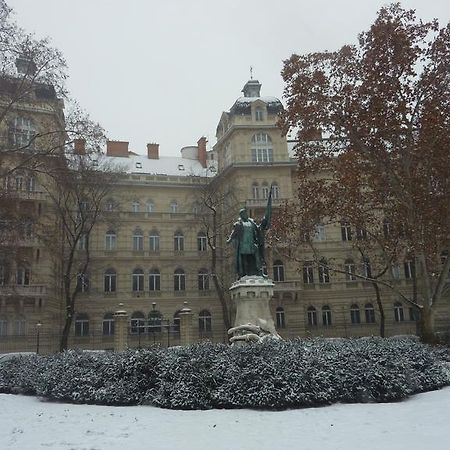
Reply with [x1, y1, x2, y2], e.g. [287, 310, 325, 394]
[0, 337, 448, 409]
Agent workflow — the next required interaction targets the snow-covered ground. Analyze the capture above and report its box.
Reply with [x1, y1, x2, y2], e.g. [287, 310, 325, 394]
[1, 387, 450, 450]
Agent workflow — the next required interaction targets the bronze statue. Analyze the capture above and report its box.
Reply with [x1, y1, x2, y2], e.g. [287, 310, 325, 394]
[227, 187, 272, 279]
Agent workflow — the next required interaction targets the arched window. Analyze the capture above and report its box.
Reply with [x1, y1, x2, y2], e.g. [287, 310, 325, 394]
[251, 133, 273, 162]
[394, 302, 404, 322]
[132, 228, 144, 251]
[350, 304, 360, 324]
[362, 257, 372, 278]
[105, 229, 116, 251]
[170, 201, 178, 213]
[404, 259, 415, 279]
[12, 116, 35, 148]
[13, 317, 26, 336]
[174, 230, 184, 252]
[104, 268, 117, 293]
[149, 229, 160, 252]
[132, 268, 144, 292]
[318, 264, 330, 284]
[252, 182, 259, 199]
[102, 312, 114, 336]
[341, 221, 352, 241]
[197, 232, 207, 252]
[146, 200, 154, 213]
[276, 306, 286, 329]
[75, 313, 89, 337]
[130, 311, 145, 334]
[105, 198, 116, 212]
[344, 258, 356, 281]
[174, 268, 185, 291]
[365, 303, 376, 323]
[307, 306, 317, 326]
[148, 310, 162, 333]
[273, 260, 285, 282]
[198, 309, 212, 333]
[76, 272, 89, 293]
[198, 268, 209, 290]
[271, 182, 280, 199]
[261, 182, 270, 199]
[149, 268, 160, 291]
[322, 305, 332, 326]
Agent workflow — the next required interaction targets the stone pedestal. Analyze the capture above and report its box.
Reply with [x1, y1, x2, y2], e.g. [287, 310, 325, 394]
[179, 302, 193, 346]
[229, 275, 279, 343]
[114, 306, 128, 352]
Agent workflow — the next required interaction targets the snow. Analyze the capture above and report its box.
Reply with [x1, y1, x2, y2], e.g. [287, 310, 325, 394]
[235, 96, 281, 104]
[1, 387, 450, 450]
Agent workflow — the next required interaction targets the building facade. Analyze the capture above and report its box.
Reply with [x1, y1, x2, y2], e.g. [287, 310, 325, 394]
[1, 78, 449, 352]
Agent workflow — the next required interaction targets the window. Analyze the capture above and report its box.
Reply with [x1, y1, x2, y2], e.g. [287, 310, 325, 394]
[273, 260, 285, 282]
[105, 230, 116, 251]
[15, 175, 24, 191]
[12, 116, 35, 148]
[271, 183, 279, 199]
[102, 313, 114, 336]
[198, 269, 209, 291]
[355, 227, 367, 240]
[362, 257, 372, 279]
[76, 273, 89, 293]
[255, 107, 263, 121]
[148, 310, 162, 333]
[132, 268, 144, 292]
[104, 268, 117, 293]
[307, 306, 317, 326]
[105, 199, 115, 212]
[344, 258, 356, 281]
[174, 268, 186, 291]
[404, 259, 415, 279]
[199, 310, 212, 333]
[133, 228, 144, 251]
[130, 311, 145, 334]
[313, 224, 326, 241]
[261, 183, 270, 199]
[252, 182, 259, 199]
[78, 234, 87, 251]
[149, 268, 161, 291]
[146, 201, 154, 213]
[318, 265, 330, 284]
[276, 307, 286, 329]
[409, 307, 419, 322]
[173, 311, 181, 334]
[75, 313, 89, 337]
[365, 303, 376, 323]
[14, 319, 26, 336]
[197, 232, 207, 252]
[16, 266, 30, 286]
[350, 304, 361, 324]
[394, 302, 404, 322]
[174, 231, 184, 252]
[0, 320, 7, 336]
[303, 263, 314, 284]
[149, 230, 160, 252]
[391, 263, 401, 279]
[26, 176, 35, 192]
[322, 305, 332, 326]
[170, 201, 178, 213]
[251, 133, 273, 162]
[341, 222, 352, 241]
[132, 201, 140, 213]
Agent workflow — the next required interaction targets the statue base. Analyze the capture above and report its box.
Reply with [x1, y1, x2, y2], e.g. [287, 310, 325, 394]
[228, 275, 281, 344]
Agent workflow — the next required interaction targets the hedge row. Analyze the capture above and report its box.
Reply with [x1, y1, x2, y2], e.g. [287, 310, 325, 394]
[0, 337, 449, 409]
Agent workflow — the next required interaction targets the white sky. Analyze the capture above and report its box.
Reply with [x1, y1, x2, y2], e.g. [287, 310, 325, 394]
[7, 0, 450, 156]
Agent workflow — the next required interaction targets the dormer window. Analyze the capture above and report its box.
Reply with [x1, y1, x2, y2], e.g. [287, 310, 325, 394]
[255, 107, 263, 121]
[178, 164, 185, 171]
[135, 162, 142, 169]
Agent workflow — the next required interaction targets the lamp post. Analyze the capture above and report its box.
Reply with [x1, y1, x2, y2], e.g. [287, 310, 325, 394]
[36, 321, 42, 354]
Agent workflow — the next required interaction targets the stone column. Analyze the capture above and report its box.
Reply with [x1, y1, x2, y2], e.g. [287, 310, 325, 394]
[179, 302, 193, 346]
[114, 304, 128, 352]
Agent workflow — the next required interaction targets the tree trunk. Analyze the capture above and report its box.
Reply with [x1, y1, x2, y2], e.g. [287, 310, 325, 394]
[418, 305, 436, 344]
[372, 282, 385, 338]
[59, 304, 74, 351]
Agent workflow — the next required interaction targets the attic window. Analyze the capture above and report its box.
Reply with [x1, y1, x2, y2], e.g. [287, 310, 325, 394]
[208, 166, 216, 173]
[92, 160, 98, 167]
[135, 162, 142, 169]
[178, 164, 185, 171]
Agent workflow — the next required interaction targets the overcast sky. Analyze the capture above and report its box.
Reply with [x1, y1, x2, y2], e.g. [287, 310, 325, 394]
[7, 0, 450, 156]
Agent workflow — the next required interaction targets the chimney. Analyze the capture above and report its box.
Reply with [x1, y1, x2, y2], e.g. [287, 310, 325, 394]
[106, 140, 129, 157]
[147, 143, 159, 159]
[197, 136, 207, 168]
[73, 139, 86, 155]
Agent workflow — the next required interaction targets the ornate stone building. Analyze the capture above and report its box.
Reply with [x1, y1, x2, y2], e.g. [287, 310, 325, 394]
[1, 78, 449, 352]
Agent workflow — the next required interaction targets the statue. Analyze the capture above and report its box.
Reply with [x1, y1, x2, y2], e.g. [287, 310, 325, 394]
[227, 187, 272, 279]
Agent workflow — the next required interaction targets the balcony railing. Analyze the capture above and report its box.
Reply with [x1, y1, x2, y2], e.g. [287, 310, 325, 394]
[0, 284, 47, 297]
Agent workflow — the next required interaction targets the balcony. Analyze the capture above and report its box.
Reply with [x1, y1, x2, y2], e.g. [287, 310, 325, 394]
[0, 284, 47, 297]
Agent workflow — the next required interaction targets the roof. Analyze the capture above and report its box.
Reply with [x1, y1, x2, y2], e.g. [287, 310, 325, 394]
[230, 96, 284, 115]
